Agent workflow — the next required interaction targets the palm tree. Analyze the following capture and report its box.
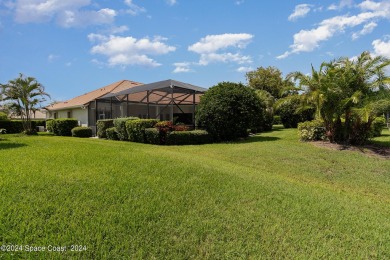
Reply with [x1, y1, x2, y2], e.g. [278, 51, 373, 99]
[288, 52, 390, 143]
[1, 74, 50, 134]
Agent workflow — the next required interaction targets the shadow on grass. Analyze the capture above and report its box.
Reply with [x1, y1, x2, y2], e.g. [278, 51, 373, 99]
[0, 140, 28, 150]
[240, 135, 281, 143]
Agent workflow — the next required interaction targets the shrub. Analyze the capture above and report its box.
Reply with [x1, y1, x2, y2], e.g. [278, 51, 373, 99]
[173, 123, 190, 131]
[71, 127, 92, 138]
[196, 82, 266, 142]
[0, 112, 8, 120]
[298, 120, 326, 141]
[46, 119, 54, 133]
[52, 118, 79, 136]
[276, 95, 314, 128]
[114, 117, 139, 141]
[97, 119, 114, 139]
[106, 127, 119, 140]
[166, 130, 212, 145]
[0, 120, 24, 133]
[273, 115, 282, 125]
[126, 119, 159, 143]
[144, 128, 161, 145]
[370, 116, 386, 137]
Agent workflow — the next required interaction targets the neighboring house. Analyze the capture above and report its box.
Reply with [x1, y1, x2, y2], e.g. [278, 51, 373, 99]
[10, 109, 47, 120]
[45, 80, 143, 128]
[45, 79, 207, 134]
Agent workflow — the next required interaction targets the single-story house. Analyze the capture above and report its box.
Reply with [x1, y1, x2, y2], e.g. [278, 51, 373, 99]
[45, 79, 207, 134]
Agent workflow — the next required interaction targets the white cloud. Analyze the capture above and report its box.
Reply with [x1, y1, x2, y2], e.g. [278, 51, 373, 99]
[328, 0, 354, 10]
[11, 0, 116, 27]
[235, 0, 245, 5]
[278, 1, 390, 59]
[89, 34, 176, 67]
[124, 0, 146, 15]
[188, 33, 253, 67]
[199, 53, 252, 66]
[372, 38, 390, 58]
[47, 54, 59, 62]
[166, 0, 177, 6]
[173, 62, 192, 73]
[188, 33, 253, 54]
[57, 8, 116, 27]
[288, 4, 312, 21]
[237, 66, 253, 73]
[352, 21, 377, 40]
[109, 25, 129, 34]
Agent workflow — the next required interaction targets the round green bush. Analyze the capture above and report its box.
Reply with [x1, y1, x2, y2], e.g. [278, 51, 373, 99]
[71, 127, 92, 138]
[196, 82, 265, 141]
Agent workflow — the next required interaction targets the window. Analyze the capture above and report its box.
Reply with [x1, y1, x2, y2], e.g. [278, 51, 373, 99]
[67, 111, 72, 118]
[54, 112, 57, 119]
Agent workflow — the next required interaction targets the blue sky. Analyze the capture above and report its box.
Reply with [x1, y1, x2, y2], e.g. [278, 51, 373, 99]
[1, 0, 390, 102]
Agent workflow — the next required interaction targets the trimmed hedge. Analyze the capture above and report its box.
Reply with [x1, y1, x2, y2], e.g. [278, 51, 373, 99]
[71, 127, 92, 138]
[298, 120, 326, 141]
[0, 120, 23, 133]
[46, 119, 54, 133]
[97, 119, 114, 139]
[106, 127, 119, 140]
[144, 128, 161, 144]
[50, 118, 79, 136]
[114, 117, 139, 141]
[166, 130, 212, 145]
[126, 119, 159, 143]
[0, 120, 47, 134]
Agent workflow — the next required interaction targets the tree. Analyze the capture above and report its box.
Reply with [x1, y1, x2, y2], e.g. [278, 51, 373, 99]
[246, 66, 284, 98]
[1, 74, 50, 134]
[289, 51, 390, 144]
[196, 82, 265, 141]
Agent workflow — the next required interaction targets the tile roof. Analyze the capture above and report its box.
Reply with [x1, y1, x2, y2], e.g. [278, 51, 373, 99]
[46, 80, 143, 110]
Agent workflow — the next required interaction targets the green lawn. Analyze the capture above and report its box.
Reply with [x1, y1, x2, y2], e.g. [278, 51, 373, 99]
[0, 128, 389, 259]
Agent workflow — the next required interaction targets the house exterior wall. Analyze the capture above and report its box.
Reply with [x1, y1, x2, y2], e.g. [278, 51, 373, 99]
[46, 108, 88, 126]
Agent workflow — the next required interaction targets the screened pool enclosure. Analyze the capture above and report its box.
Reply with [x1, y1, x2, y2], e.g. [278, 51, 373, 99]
[89, 79, 207, 130]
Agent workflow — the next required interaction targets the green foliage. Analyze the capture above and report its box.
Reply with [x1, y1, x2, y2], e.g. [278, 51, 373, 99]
[114, 117, 139, 141]
[298, 120, 326, 141]
[51, 118, 79, 136]
[273, 115, 282, 125]
[289, 51, 390, 144]
[106, 127, 119, 140]
[196, 82, 265, 141]
[0, 120, 46, 133]
[276, 95, 314, 128]
[166, 130, 212, 145]
[0, 120, 23, 133]
[126, 119, 159, 143]
[71, 127, 92, 138]
[255, 89, 274, 131]
[46, 119, 54, 133]
[97, 119, 114, 139]
[0, 112, 8, 120]
[1, 73, 50, 133]
[371, 117, 386, 137]
[246, 66, 284, 98]
[144, 128, 161, 145]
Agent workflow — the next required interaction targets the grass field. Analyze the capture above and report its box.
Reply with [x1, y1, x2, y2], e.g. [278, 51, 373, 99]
[0, 127, 389, 259]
